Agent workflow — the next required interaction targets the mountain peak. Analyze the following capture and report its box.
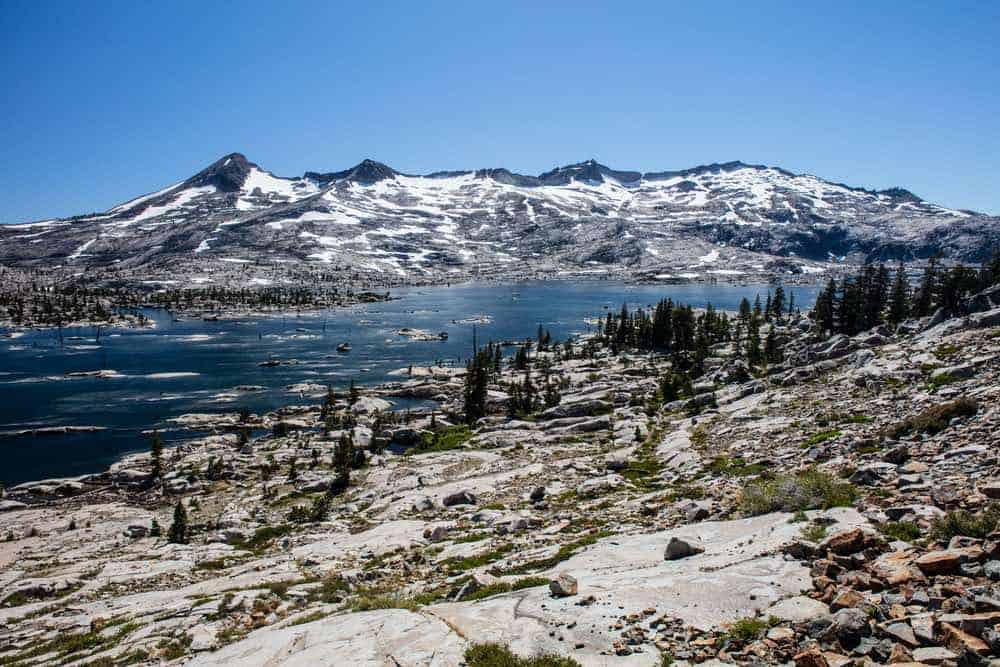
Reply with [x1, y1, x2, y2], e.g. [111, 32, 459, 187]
[306, 159, 398, 186]
[187, 153, 256, 192]
[537, 160, 640, 185]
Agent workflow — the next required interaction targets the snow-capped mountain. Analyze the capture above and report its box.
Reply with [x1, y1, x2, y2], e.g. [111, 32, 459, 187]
[2, 153, 996, 283]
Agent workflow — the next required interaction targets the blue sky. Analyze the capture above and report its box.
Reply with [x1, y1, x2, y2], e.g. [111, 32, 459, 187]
[2, 0, 998, 223]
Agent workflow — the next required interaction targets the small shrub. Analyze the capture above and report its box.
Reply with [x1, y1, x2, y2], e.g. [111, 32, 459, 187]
[930, 504, 1000, 542]
[725, 616, 778, 642]
[880, 521, 921, 542]
[464, 643, 580, 667]
[407, 425, 473, 455]
[351, 593, 420, 612]
[884, 398, 978, 439]
[465, 577, 551, 601]
[800, 523, 828, 542]
[803, 429, 841, 448]
[739, 468, 857, 516]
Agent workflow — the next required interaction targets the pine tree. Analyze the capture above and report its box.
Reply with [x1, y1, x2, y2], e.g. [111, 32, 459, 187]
[764, 327, 782, 364]
[150, 518, 162, 537]
[167, 501, 188, 544]
[887, 262, 910, 326]
[463, 348, 491, 424]
[772, 286, 785, 321]
[912, 256, 939, 317]
[149, 431, 163, 480]
[347, 379, 359, 406]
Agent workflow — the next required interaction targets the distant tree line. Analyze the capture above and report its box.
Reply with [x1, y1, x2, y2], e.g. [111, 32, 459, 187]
[812, 250, 1000, 336]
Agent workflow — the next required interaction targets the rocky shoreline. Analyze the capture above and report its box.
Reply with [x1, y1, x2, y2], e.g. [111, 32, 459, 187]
[1, 282, 999, 666]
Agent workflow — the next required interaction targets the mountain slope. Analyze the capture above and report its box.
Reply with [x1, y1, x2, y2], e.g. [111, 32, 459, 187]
[1, 153, 996, 284]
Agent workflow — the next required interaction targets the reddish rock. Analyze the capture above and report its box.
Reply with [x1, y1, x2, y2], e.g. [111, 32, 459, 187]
[915, 550, 962, 576]
[793, 647, 830, 667]
[830, 588, 865, 611]
[819, 528, 868, 556]
[941, 622, 990, 655]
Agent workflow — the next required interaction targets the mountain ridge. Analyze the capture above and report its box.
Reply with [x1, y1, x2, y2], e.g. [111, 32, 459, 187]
[1, 152, 997, 285]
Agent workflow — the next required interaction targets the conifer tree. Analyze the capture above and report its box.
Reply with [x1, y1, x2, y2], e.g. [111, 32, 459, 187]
[463, 348, 491, 424]
[912, 256, 939, 317]
[887, 262, 910, 326]
[168, 501, 188, 544]
[149, 431, 163, 480]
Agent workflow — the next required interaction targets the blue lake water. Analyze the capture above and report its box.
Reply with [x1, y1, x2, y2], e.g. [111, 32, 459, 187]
[0, 281, 818, 486]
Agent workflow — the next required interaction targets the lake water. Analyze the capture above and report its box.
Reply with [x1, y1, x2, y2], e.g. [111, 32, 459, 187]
[0, 281, 818, 486]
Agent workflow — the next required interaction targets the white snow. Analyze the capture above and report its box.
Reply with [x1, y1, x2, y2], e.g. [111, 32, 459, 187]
[110, 186, 216, 226]
[109, 181, 182, 213]
[698, 249, 720, 263]
[68, 238, 97, 260]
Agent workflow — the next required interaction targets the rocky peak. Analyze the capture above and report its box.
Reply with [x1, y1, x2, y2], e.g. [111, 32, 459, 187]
[878, 187, 922, 204]
[306, 158, 398, 186]
[186, 152, 255, 192]
[537, 160, 641, 186]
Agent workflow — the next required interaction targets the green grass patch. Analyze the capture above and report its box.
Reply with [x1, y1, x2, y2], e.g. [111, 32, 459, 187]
[739, 468, 858, 516]
[492, 532, 608, 576]
[880, 521, 922, 542]
[724, 616, 779, 642]
[453, 530, 492, 544]
[465, 577, 551, 601]
[406, 425, 473, 455]
[802, 429, 841, 448]
[230, 523, 294, 554]
[464, 643, 580, 667]
[440, 543, 516, 573]
[930, 504, 1000, 542]
[800, 523, 828, 542]
[884, 397, 978, 439]
[707, 456, 765, 477]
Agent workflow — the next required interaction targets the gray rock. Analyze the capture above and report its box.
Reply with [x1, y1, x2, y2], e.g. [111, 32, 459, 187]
[828, 607, 870, 648]
[912, 646, 958, 665]
[549, 572, 578, 597]
[768, 595, 830, 623]
[124, 524, 148, 539]
[664, 536, 705, 560]
[442, 490, 476, 507]
[882, 621, 919, 647]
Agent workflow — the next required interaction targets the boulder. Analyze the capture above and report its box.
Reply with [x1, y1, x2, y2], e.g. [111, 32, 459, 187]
[664, 536, 705, 560]
[442, 490, 476, 507]
[350, 397, 392, 415]
[819, 527, 876, 556]
[539, 399, 610, 420]
[769, 596, 830, 623]
[827, 608, 870, 648]
[915, 550, 963, 575]
[549, 572, 578, 597]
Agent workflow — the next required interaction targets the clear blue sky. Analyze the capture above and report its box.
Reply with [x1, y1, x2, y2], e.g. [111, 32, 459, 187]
[2, 0, 998, 223]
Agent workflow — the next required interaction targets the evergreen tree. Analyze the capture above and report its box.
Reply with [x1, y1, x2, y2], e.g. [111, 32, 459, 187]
[813, 279, 837, 334]
[764, 327, 782, 364]
[887, 262, 910, 326]
[332, 431, 354, 490]
[912, 256, 939, 317]
[772, 286, 785, 321]
[463, 348, 491, 424]
[167, 501, 188, 544]
[347, 379, 359, 406]
[149, 431, 163, 480]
